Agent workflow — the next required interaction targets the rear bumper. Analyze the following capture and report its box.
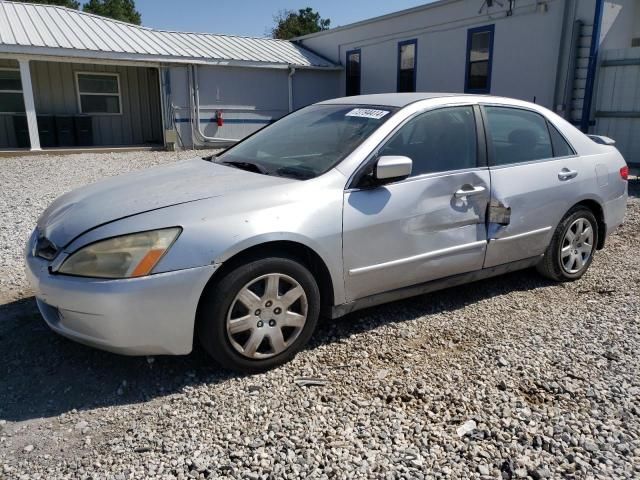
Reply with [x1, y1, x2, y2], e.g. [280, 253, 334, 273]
[26, 253, 216, 355]
[603, 192, 627, 238]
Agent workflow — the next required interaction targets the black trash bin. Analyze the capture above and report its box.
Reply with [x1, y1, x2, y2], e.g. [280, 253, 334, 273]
[74, 115, 93, 146]
[37, 115, 56, 148]
[12, 115, 30, 149]
[55, 115, 76, 147]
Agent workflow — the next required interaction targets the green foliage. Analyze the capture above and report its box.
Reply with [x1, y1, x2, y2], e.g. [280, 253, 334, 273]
[271, 7, 330, 40]
[18, 0, 80, 8]
[83, 0, 142, 25]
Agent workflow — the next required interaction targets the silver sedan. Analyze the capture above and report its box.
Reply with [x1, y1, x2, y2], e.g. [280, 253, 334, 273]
[26, 93, 628, 372]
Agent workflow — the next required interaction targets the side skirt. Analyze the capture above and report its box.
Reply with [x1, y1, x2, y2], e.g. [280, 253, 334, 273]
[330, 255, 543, 319]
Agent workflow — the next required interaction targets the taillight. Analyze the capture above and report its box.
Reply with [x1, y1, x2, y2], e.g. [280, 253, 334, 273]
[620, 166, 629, 180]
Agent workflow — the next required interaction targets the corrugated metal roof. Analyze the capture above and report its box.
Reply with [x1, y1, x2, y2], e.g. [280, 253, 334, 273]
[0, 1, 338, 69]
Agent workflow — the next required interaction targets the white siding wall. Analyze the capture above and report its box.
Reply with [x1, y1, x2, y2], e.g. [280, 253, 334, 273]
[300, 0, 570, 109]
[168, 64, 340, 148]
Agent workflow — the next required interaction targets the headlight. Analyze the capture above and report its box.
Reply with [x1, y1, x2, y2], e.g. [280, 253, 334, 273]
[58, 228, 181, 279]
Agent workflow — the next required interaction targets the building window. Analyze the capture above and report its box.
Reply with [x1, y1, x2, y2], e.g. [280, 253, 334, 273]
[465, 25, 494, 94]
[75, 72, 122, 114]
[346, 49, 361, 96]
[0, 69, 25, 113]
[397, 39, 417, 93]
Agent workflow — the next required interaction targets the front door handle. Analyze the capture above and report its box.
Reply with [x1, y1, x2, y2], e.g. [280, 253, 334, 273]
[558, 168, 578, 181]
[454, 185, 486, 198]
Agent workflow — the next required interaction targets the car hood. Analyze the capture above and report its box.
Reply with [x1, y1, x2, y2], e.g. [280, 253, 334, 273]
[37, 158, 292, 248]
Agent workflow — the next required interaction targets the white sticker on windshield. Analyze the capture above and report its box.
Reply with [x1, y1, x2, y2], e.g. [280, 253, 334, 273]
[345, 108, 390, 120]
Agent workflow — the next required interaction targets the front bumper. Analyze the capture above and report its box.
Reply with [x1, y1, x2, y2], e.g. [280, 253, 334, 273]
[25, 252, 216, 355]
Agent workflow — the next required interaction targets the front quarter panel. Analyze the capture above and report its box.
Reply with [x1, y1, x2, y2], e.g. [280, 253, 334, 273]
[60, 169, 348, 305]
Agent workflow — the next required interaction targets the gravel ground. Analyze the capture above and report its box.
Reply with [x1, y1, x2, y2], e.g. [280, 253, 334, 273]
[0, 152, 638, 479]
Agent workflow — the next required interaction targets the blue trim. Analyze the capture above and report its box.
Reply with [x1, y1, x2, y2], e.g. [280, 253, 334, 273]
[397, 39, 418, 93]
[464, 24, 495, 94]
[345, 48, 361, 96]
[174, 118, 274, 124]
[581, 0, 605, 133]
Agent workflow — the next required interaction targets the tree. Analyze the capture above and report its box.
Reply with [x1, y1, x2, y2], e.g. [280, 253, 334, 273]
[271, 8, 330, 40]
[83, 0, 141, 25]
[18, 0, 80, 8]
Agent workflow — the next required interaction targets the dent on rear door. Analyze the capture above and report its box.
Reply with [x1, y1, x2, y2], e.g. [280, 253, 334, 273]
[484, 157, 586, 268]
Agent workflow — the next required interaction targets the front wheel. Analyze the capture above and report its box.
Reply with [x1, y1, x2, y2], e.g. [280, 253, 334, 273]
[197, 256, 320, 373]
[537, 207, 598, 281]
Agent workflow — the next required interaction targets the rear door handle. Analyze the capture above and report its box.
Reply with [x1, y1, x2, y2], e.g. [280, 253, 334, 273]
[454, 185, 486, 198]
[558, 168, 578, 181]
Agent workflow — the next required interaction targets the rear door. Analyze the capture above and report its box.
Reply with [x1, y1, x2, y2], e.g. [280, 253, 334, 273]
[482, 105, 585, 267]
[342, 105, 490, 301]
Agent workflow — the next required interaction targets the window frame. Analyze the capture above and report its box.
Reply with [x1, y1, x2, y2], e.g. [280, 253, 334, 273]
[347, 103, 487, 190]
[0, 68, 25, 114]
[480, 104, 577, 168]
[75, 71, 122, 116]
[465, 24, 495, 94]
[397, 39, 418, 93]
[345, 49, 362, 97]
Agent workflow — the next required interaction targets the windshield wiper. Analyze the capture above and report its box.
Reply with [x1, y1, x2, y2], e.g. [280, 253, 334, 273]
[275, 166, 315, 180]
[220, 160, 269, 175]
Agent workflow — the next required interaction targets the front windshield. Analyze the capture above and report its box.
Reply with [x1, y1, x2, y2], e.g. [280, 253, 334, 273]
[216, 104, 397, 179]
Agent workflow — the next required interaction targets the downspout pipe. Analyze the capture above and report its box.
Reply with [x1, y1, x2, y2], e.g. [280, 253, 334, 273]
[288, 66, 296, 112]
[190, 64, 238, 145]
[580, 0, 605, 133]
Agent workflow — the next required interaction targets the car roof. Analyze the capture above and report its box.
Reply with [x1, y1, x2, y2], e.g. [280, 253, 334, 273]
[317, 92, 469, 108]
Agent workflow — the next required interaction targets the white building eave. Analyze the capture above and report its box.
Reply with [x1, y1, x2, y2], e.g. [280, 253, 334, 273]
[0, 46, 342, 70]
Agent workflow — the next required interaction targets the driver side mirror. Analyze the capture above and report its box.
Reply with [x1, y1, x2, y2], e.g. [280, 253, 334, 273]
[375, 155, 413, 183]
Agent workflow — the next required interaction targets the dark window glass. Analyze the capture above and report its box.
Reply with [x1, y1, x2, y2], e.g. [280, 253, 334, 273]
[80, 95, 120, 114]
[0, 70, 22, 91]
[77, 74, 119, 94]
[346, 50, 361, 96]
[379, 106, 477, 176]
[398, 40, 416, 93]
[466, 26, 494, 93]
[485, 107, 553, 165]
[0, 92, 25, 113]
[548, 122, 575, 157]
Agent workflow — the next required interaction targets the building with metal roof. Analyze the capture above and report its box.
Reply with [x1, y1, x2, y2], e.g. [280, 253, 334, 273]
[0, 1, 340, 151]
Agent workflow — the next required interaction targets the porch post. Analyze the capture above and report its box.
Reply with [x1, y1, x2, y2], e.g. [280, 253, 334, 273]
[18, 58, 41, 151]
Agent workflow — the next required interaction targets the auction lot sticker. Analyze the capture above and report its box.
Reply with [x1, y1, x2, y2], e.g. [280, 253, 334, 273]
[345, 108, 390, 120]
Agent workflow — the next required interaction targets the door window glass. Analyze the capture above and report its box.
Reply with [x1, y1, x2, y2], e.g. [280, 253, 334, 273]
[379, 106, 477, 176]
[548, 122, 576, 157]
[484, 106, 553, 165]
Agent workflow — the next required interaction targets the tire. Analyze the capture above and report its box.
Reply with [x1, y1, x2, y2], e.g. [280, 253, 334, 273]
[197, 256, 320, 373]
[536, 206, 599, 282]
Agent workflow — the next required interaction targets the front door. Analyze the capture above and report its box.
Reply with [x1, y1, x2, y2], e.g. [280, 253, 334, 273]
[481, 105, 586, 267]
[343, 105, 490, 301]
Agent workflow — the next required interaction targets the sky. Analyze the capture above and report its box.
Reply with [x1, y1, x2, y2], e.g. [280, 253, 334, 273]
[134, 0, 432, 37]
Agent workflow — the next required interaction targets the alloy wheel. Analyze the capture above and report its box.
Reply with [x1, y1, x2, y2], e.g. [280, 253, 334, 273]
[560, 217, 594, 274]
[226, 273, 308, 359]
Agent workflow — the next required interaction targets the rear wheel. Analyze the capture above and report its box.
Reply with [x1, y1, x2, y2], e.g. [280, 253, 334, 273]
[197, 256, 320, 372]
[537, 207, 598, 281]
